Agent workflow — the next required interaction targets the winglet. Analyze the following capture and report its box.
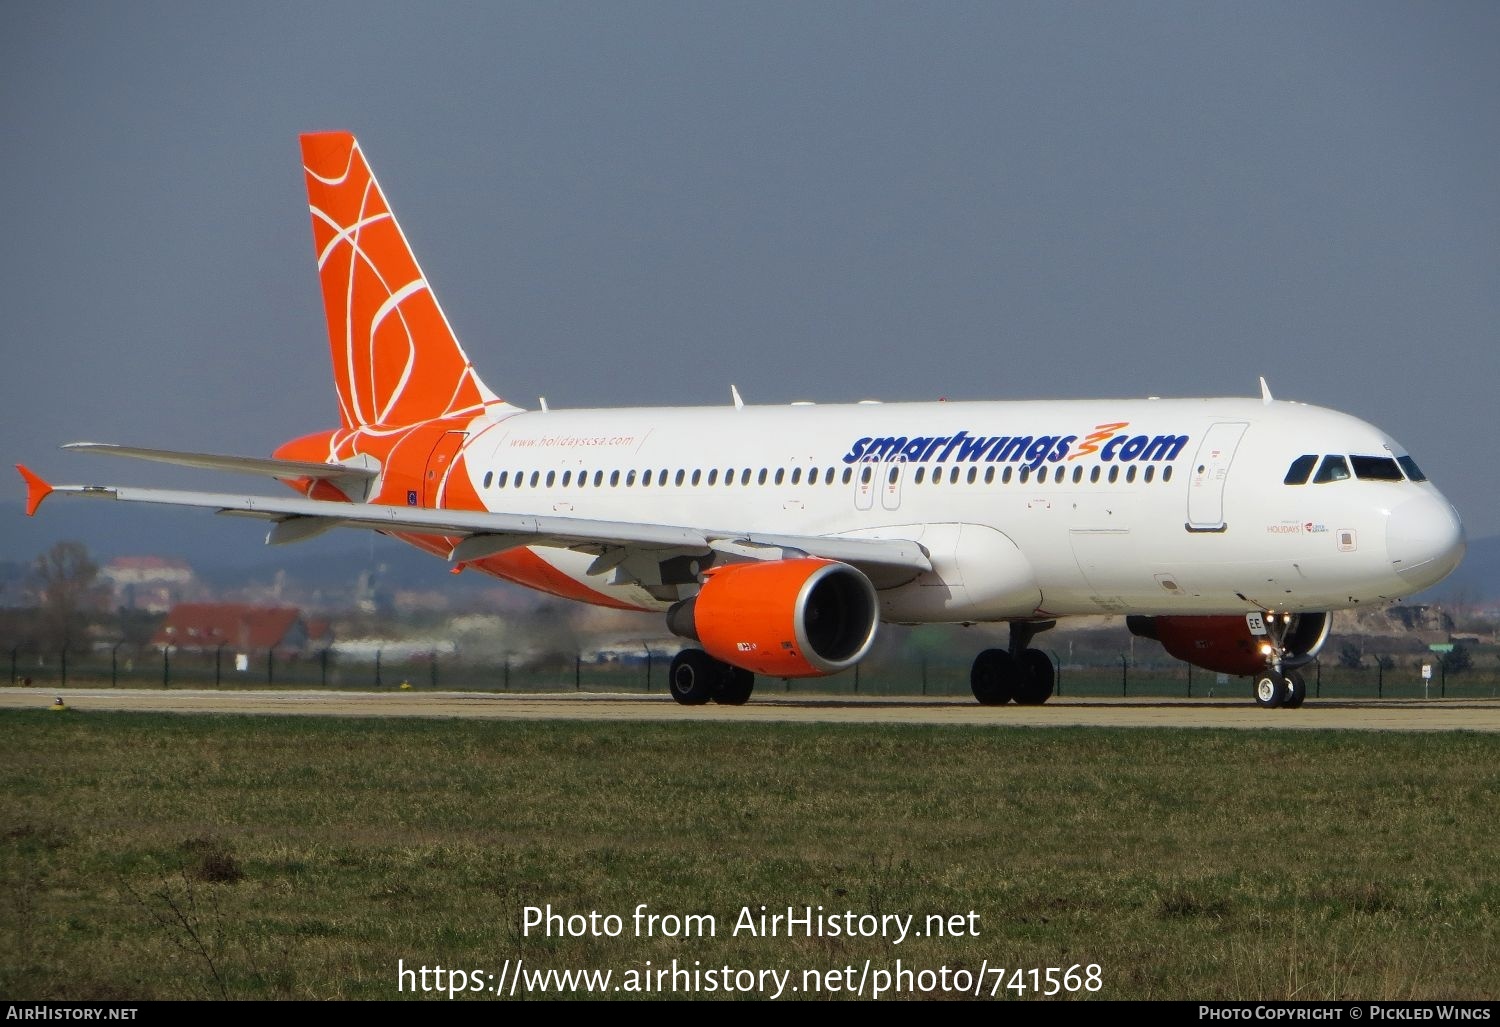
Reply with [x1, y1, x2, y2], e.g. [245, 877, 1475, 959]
[1259, 376, 1274, 405]
[16, 465, 54, 517]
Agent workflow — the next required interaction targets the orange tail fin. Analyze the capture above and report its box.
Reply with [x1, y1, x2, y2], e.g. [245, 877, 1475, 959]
[300, 133, 511, 429]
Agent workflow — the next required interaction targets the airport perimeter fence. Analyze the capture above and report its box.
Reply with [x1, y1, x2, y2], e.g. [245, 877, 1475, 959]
[5, 637, 1497, 701]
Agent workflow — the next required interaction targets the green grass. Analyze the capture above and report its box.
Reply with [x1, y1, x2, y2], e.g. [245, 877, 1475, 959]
[2, 710, 1497, 1000]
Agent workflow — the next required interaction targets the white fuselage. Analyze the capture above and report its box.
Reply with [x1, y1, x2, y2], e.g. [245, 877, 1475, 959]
[443, 396, 1465, 621]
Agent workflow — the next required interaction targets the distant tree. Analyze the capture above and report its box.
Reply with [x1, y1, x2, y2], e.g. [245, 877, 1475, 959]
[1337, 642, 1364, 670]
[1440, 644, 1472, 676]
[1375, 654, 1396, 671]
[28, 541, 106, 654]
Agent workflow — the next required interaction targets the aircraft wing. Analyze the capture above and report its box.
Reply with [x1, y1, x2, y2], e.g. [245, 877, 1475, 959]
[15, 466, 931, 575]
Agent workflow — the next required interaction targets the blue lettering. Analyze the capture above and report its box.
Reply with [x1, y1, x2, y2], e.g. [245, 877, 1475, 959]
[957, 435, 993, 462]
[1025, 436, 1057, 470]
[1141, 435, 1188, 462]
[842, 437, 872, 464]
[936, 432, 967, 461]
[1118, 435, 1148, 461]
[1049, 435, 1076, 462]
[1101, 435, 1127, 461]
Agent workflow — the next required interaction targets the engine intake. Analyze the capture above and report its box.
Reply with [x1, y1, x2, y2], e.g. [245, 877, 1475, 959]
[667, 558, 879, 677]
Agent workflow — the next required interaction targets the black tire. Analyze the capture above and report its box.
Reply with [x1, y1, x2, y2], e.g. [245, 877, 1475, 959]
[1015, 648, 1055, 705]
[1254, 671, 1288, 709]
[1283, 669, 1307, 709]
[970, 648, 1017, 706]
[714, 666, 755, 706]
[669, 649, 718, 706]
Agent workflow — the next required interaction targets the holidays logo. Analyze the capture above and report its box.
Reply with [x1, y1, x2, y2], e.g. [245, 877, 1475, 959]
[840, 423, 1189, 471]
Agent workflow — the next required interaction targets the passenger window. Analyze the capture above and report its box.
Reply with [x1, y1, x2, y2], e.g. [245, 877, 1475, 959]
[806, 467, 817, 485]
[1283, 455, 1317, 485]
[885, 466, 896, 485]
[1089, 466, 1100, 484]
[1163, 466, 1173, 483]
[1019, 467, 1030, 483]
[675, 470, 685, 487]
[1002, 467, 1013, 484]
[742, 469, 752, 486]
[1351, 456, 1402, 481]
[482, 471, 493, 488]
[967, 467, 977, 484]
[593, 471, 603, 487]
[775, 468, 786, 485]
[642, 469, 653, 486]
[914, 467, 926, 484]
[1397, 455, 1427, 482]
[791, 468, 801, 485]
[842, 468, 852, 485]
[708, 469, 718, 486]
[497, 471, 508, 488]
[984, 467, 995, 484]
[562, 471, 572, 487]
[609, 470, 620, 487]
[546, 471, 556, 487]
[1144, 466, 1154, 483]
[691, 469, 701, 486]
[1126, 466, 1136, 483]
[625, 470, 635, 487]
[949, 467, 960, 484]
[529, 471, 539, 488]
[1108, 466, 1119, 483]
[1313, 456, 1351, 483]
[759, 469, 769, 485]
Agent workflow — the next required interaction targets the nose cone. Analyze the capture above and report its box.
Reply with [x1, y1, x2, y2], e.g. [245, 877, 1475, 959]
[1387, 494, 1466, 590]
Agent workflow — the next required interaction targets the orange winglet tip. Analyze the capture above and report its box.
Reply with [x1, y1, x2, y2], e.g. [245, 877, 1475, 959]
[16, 465, 54, 517]
[450, 562, 467, 575]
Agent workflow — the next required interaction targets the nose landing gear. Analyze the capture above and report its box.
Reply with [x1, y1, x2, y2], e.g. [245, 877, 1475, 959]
[1251, 612, 1308, 709]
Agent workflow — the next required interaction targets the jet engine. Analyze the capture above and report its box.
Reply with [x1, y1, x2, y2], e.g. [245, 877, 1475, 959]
[1126, 612, 1331, 676]
[667, 558, 879, 677]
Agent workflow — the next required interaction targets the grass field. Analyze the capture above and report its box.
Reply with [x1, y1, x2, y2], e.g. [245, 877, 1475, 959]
[3, 709, 1497, 1000]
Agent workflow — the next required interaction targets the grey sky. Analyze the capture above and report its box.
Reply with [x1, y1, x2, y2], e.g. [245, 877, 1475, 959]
[4, 2, 1498, 542]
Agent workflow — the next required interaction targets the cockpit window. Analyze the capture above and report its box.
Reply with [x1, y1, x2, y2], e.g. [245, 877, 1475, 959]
[1350, 455, 1403, 482]
[1283, 455, 1317, 485]
[1397, 455, 1427, 482]
[1313, 455, 1351, 484]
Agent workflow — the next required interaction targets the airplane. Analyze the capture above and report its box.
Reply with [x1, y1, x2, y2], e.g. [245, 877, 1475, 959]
[16, 132, 1467, 709]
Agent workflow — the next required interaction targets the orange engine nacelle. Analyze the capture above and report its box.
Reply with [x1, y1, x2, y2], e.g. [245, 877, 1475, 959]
[667, 558, 879, 678]
[1127, 613, 1330, 676]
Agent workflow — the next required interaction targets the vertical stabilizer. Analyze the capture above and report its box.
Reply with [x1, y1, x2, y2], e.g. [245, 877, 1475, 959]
[300, 132, 512, 429]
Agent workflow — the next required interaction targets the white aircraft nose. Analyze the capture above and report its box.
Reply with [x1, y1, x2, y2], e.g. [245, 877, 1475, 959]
[1387, 494, 1466, 590]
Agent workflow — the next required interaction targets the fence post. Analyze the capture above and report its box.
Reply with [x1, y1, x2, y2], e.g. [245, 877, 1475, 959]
[643, 646, 652, 693]
[1440, 659, 1446, 699]
[321, 647, 330, 688]
[375, 648, 382, 688]
[9, 644, 17, 685]
[162, 647, 170, 688]
[575, 654, 581, 691]
[1186, 661, 1191, 698]
[1121, 655, 1128, 697]
[854, 661, 860, 695]
[1377, 660, 1383, 699]
[215, 643, 224, 687]
[111, 641, 122, 688]
[1315, 661, 1322, 698]
[503, 656, 510, 692]
[921, 654, 928, 696]
[267, 649, 275, 686]
[430, 652, 438, 689]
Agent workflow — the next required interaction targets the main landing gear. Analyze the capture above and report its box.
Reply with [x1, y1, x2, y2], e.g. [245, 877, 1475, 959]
[1251, 612, 1307, 709]
[669, 649, 755, 706]
[970, 620, 1057, 706]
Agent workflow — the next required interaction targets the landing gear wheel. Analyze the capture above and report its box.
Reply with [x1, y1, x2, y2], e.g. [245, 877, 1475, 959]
[1254, 671, 1289, 709]
[971, 649, 1017, 706]
[714, 666, 755, 706]
[1282, 669, 1306, 709]
[1014, 648, 1055, 705]
[669, 649, 719, 706]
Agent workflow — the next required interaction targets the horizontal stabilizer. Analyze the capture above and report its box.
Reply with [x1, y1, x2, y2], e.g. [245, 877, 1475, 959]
[16, 465, 54, 516]
[62, 442, 379, 482]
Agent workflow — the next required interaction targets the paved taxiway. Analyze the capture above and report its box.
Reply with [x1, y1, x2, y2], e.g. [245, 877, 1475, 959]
[3, 686, 1498, 731]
